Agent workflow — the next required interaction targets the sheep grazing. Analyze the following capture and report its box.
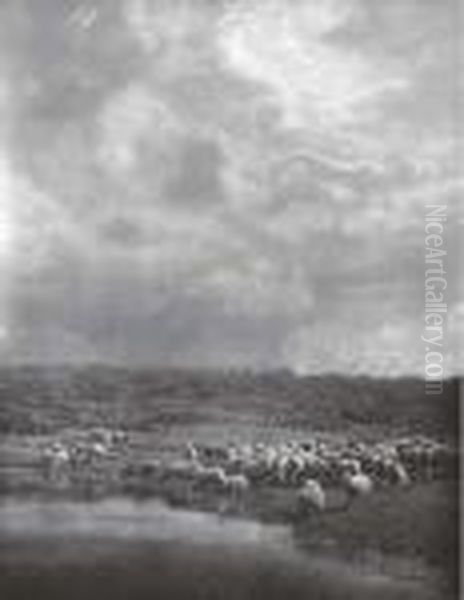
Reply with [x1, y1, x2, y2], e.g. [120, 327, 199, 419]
[296, 478, 326, 513]
[344, 471, 373, 496]
[338, 458, 362, 476]
[276, 453, 292, 485]
[200, 444, 229, 463]
[341, 459, 373, 502]
[43, 442, 70, 465]
[390, 461, 410, 486]
[395, 437, 435, 482]
[184, 441, 200, 462]
[42, 442, 71, 482]
[194, 465, 228, 489]
[88, 427, 113, 448]
[273, 448, 304, 486]
[92, 441, 109, 456]
[262, 446, 279, 471]
[144, 435, 454, 513]
[225, 444, 240, 465]
[290, 453, 307, 482]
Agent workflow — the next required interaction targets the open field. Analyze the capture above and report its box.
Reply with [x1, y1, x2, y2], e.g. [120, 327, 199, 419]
[0, 367, 459, 439]
[0, 367, 460, 599]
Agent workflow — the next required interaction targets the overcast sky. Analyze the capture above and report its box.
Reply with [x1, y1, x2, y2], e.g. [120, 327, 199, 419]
[0, 0, 462, 374]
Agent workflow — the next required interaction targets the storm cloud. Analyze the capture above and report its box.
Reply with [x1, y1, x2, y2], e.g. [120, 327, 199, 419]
[0, 0, 461, 374]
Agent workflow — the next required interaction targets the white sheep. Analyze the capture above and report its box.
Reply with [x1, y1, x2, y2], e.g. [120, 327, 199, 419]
[297, 478, 326, 512]
[262, 446, 279, 471]
[194, 465, 228, 488]
[340, 460, 373, 502]
[344, 471, 373, 496]
[91, 441, 109, 459]
[44, 442, 70, 465]
[184, 441, 200, 462]
[42, 442, 71, 482]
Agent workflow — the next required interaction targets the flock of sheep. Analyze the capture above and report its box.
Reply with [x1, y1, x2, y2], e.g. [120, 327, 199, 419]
[164, 435, 455, 511]
[40, 427, 129, 482]
[40, 428, 457, 514]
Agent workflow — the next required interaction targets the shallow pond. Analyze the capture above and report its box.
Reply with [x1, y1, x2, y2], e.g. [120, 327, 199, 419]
[0, 497, 448, 600]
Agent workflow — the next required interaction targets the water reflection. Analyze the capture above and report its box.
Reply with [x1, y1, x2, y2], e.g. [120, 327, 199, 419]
[0, 497, 291, 546]
[0, 497, 444, 600]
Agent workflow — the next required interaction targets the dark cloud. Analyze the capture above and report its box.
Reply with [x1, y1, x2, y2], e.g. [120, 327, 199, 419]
[164, 137, 224, 208]
[98, 216, 149, 247]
